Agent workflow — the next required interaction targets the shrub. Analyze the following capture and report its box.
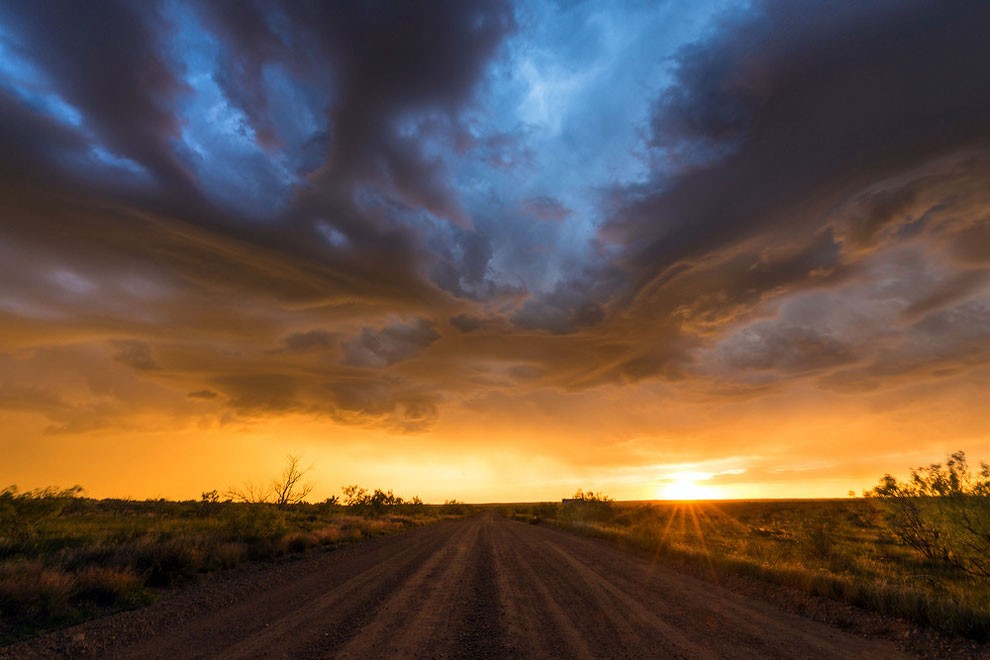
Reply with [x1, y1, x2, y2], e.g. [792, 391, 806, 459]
[245, 537, 283, 562]
[533, 502, 560, 521]
[0, 561, 73, 623]
[342, 486, 410, 516]
[868, 450, 990, 577]
[285, 532, 316, 554]
[202, 541, 247, 571]
[220, 503, 288, 541]
[312, 526, 341, 546]
[0, 485, 84, 546]
[798, 514, 839, 562]
[561, 489, 614, 523]
[72, 566, 142, 607]
[128, 536, 203, 586]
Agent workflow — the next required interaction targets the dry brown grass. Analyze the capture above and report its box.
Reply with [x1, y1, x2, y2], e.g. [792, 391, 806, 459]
[504, 498, 990, 641]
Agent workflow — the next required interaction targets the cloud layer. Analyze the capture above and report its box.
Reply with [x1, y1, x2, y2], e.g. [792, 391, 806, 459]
[0, 0, 987, 498]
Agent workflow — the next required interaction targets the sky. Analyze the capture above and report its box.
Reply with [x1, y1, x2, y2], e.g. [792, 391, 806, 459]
[0, 0, 988, 503]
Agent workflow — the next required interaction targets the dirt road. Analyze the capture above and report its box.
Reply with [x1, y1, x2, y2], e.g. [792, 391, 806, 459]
[5, 512, 908, 659]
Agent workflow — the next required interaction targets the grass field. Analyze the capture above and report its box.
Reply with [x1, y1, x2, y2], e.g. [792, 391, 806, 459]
[0, 489, 471, 645]
[501, 497, 990, 641]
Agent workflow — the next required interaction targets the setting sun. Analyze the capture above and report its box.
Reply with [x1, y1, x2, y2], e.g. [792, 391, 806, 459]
[658, 472, 722, 501]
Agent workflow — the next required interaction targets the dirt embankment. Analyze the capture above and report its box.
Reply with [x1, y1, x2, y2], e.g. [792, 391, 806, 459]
[4, 512, 976, 659]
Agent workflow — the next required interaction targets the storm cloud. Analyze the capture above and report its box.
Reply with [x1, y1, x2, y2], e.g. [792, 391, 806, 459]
[1, 0, 987, 500]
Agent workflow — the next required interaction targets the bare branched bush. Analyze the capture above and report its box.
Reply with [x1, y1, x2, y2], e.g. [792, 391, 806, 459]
[225, 455, 314, 508]
[223, 481, 272, 505]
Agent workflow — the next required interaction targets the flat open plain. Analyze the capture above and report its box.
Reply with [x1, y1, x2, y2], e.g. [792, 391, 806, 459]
[3, 512, 907, 659]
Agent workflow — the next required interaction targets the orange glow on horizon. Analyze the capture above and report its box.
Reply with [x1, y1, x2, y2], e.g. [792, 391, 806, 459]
[1, 372, 988, 504]
[2, 400, 988, 504]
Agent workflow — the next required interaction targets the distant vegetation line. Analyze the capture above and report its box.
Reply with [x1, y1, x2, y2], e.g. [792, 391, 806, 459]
[503, 451, 990, 642]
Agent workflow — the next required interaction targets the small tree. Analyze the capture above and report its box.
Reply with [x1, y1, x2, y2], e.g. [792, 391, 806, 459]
[868, 451, 990, 577]
[271, 455, 314, 507]
[368, 489, 402, 514]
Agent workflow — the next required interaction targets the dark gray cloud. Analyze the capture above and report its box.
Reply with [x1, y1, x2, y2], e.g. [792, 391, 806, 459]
[508, 365, 544, 380]
[654, 230, 844, 335]
[450, 314, 485, 333]
[210, 374, 302, 414]
[193, 0, 289, 150]
[717, 324, 854, 374]
[0, 89, 88, 182]
[186, 389, 219, 400]
[511, 263, 624, 334]
[0, 0, 199, 195]
[324, 378, 439, 433]
[819, 297, 990, 394]
[828, 151, 990, 257]
[0, 0, 517, 321]
[342, 319, 440, 368]
[292, 1, 514, 223]
[429, 228, 504, 301]
[606, 0, 990, 286]
[277, 330, 337, 353]
[0, 385, 66, 412]
[553, 0, 990, 387]
[110, 340, 158, 371]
